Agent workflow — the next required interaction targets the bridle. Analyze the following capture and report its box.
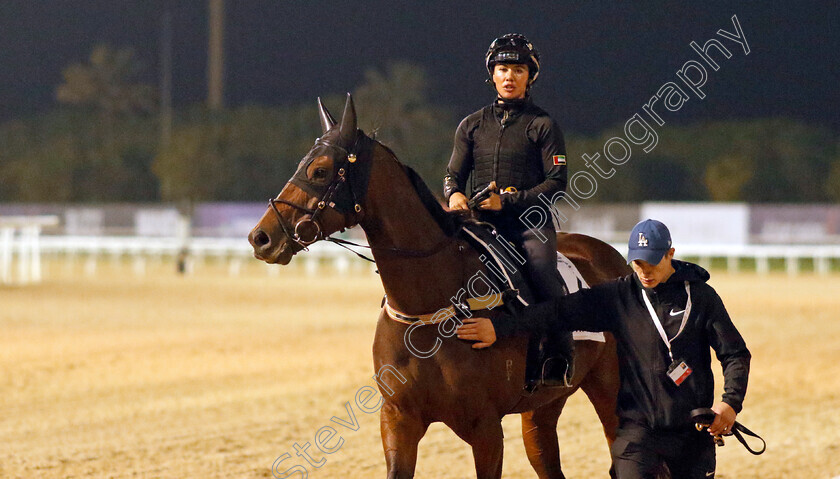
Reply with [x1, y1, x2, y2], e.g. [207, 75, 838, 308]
[268, 145, 357, 245]
[268, 135, 368, 256]
[267, 132, 454, 262]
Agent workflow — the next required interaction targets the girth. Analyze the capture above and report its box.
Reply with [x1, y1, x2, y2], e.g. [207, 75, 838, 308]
[383, 294, 507, 325]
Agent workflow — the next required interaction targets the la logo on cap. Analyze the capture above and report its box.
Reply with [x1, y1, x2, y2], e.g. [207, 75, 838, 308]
[638, 232, 648, 247]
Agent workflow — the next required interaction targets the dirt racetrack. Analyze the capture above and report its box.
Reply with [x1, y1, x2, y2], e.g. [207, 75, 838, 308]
[2, 258, 839, 478]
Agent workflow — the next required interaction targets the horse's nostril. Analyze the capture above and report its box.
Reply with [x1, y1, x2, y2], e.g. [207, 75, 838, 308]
[253, 230, 270, 248]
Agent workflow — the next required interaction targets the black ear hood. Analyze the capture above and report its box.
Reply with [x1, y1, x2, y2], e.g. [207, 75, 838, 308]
[338, 93, 357, 148]
[317, 97, 336, 134]
[286, 94, 373, 215]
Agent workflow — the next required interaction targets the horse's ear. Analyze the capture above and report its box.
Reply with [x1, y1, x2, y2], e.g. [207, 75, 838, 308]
[317, 97, 336, 134]
[338, 93, 356, 146]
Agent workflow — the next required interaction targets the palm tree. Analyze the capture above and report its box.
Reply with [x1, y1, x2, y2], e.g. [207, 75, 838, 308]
[55, 44, 157, 199]
[56, 44, 155, 117]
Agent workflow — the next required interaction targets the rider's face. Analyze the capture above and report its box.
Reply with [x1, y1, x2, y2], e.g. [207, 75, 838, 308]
[492, 63, 529, 100]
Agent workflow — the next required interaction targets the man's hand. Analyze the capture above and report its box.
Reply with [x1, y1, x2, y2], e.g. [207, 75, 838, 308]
[709, 401, 737, 436]
[456, 317, 497, 349]
[449, 192, 469, 211]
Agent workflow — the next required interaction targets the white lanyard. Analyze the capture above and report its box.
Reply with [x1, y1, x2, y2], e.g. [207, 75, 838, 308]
[641, 281, 692, 362]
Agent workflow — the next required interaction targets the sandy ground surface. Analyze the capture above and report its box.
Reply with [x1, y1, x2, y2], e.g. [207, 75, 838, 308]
[1, 258, 839, 478]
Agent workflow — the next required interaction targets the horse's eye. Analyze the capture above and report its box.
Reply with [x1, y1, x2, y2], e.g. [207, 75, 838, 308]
[312, 167, 328, 180]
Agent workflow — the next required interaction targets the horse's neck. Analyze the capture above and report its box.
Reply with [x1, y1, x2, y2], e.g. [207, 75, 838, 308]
[360, 152, 474, 315]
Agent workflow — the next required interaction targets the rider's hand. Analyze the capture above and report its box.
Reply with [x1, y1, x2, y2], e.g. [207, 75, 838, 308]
[456, 317, 497, 349]
[709, 401, 737, 436]
[449, 192, 469, 211]
[479, 192, 502, 211]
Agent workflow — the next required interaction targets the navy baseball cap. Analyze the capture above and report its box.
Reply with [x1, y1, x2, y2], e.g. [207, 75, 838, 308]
[627, 219, 672, 265]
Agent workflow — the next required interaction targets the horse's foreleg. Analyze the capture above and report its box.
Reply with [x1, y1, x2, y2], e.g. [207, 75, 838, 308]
[521, 396, 571, 479]
[579, 338, 620, 448]
[460, 418, 505, 479]
[380, 401, 428, 479]
[579, 337, 620, 478]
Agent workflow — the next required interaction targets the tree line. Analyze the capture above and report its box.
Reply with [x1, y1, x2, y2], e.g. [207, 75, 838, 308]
[1, 45, 837, 204]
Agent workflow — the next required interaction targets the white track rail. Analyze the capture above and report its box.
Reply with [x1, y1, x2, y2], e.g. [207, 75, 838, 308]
[2, 230, 838, 280]
[610, 243, 840, 275]
[38, 235, 367, 277]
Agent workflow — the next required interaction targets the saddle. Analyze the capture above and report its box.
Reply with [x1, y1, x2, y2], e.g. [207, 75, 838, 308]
[457, 220, 535, 308]
[459, 221, 601, 390]
[381, 221, 534, 325]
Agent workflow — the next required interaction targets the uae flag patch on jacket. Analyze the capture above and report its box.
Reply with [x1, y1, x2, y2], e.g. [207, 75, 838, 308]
[552, 155, 566, 166]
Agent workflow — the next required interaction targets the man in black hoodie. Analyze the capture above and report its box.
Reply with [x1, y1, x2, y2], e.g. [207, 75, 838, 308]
[457, 219, 751, 478]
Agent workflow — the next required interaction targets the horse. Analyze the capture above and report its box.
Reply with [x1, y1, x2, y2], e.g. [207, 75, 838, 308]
[249, 94, 630, 479]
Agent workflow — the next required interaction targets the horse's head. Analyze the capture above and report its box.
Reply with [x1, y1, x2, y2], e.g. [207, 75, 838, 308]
[248, 94, 373, 264]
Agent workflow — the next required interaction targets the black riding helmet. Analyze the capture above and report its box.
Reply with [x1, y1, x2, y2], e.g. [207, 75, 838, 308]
[485, 33, 541, 85]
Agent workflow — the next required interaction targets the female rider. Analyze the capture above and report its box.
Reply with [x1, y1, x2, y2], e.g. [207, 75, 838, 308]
[444, 33, 571, 388]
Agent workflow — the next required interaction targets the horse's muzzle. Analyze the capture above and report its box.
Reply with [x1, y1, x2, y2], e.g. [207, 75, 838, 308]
[249, 227, 293, 264]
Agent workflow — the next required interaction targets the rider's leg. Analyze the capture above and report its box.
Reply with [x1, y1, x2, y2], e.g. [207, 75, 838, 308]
[520, 226, 566, 299]
[520, 226, 574, 387]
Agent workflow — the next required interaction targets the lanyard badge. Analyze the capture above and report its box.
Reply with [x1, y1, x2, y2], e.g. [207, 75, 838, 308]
[667, 360, 692, 385]
[642, 282, 693, 386]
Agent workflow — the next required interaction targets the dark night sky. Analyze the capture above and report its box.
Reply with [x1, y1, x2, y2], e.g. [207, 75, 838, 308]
[0, 1, 837, 134]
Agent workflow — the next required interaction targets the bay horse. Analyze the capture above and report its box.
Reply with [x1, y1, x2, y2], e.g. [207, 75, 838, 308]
[249, 94, 630, 478]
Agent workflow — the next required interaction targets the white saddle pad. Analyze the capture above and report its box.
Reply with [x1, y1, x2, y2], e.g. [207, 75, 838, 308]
[557, 252, 606, 343]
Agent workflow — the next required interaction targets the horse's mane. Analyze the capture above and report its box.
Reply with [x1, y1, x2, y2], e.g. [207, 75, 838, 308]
[370, 138, 470, 237]
[401, 165, 470, 237]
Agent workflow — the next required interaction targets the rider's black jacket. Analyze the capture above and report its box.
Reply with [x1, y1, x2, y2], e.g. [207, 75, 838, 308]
[492, 260, 751, 430]
[444, 97, 567, 218]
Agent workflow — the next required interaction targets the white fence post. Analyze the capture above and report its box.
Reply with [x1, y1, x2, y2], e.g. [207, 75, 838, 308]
[755, 254, 768, 275]
[786, 256, 799, 276]
[0, 227, 13, 284]
[0, 217, 58, 285]
[816, 254, 830, 275]
[27, 225, 43, 282]
[726, 255, 739, 273]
